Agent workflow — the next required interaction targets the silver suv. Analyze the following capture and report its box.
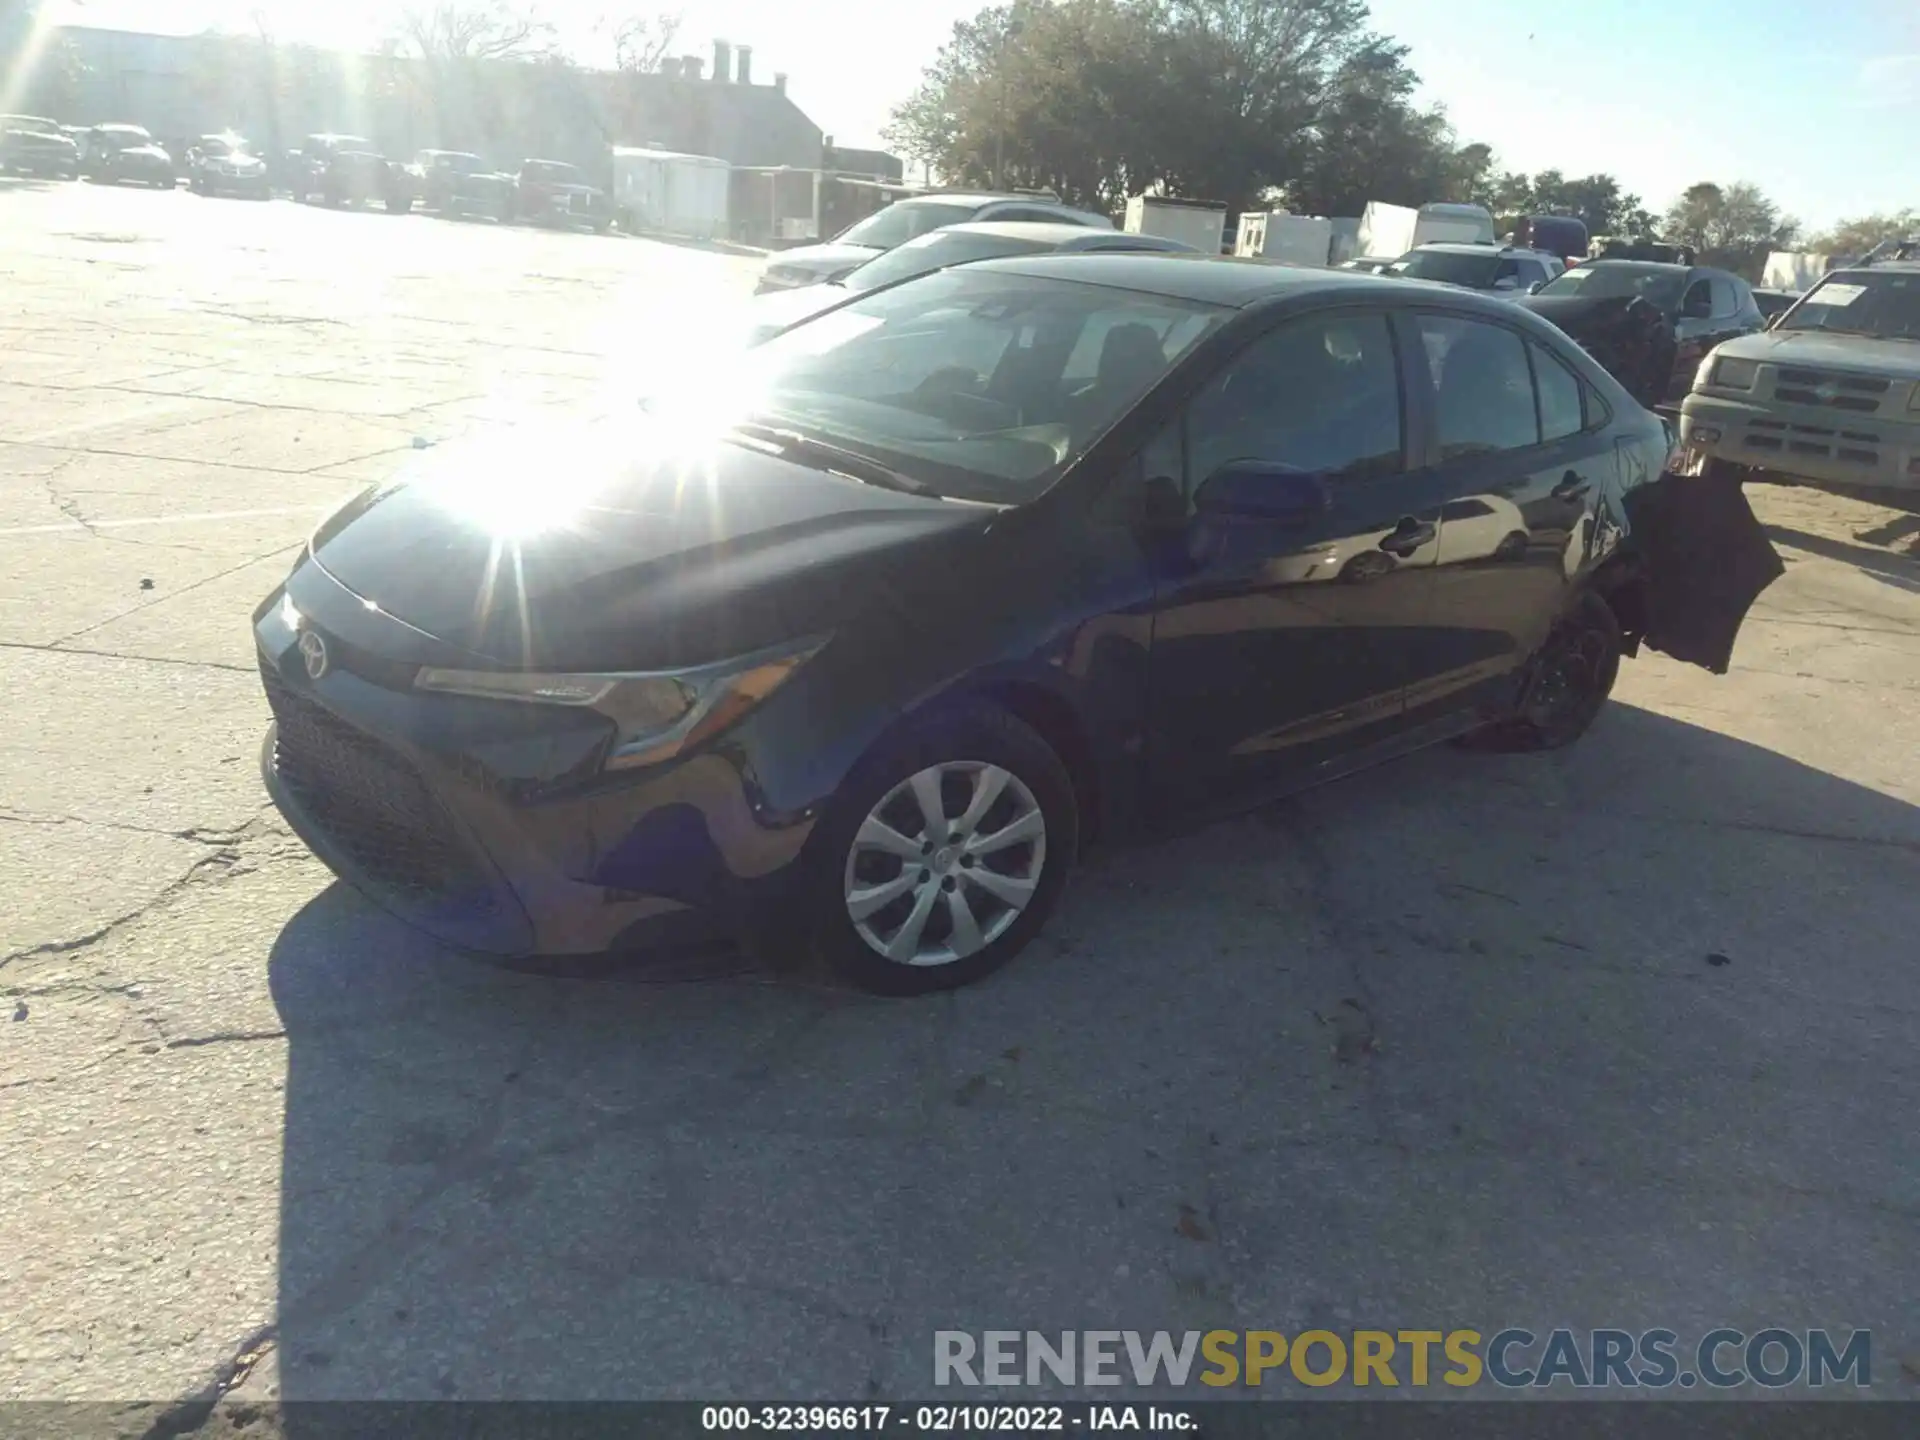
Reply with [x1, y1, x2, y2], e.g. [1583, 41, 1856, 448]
[1680, 240, 1920, 494]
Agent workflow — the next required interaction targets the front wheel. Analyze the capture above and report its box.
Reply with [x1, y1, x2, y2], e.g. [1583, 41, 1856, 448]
[809, 703, 1077, 995]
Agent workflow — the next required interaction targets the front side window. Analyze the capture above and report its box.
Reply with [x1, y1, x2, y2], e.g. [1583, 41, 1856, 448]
[1709, 276, 1742, 317]
[1185, 311, 1404, 487]
[1416, 315, 1539, 458]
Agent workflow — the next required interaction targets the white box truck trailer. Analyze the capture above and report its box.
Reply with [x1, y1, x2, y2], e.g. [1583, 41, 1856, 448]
[1235, 212, 1334, 265]
[1125, 195, 1228, 254]
[1356, 200, 1497, 261]
[611, 146, 731, 240]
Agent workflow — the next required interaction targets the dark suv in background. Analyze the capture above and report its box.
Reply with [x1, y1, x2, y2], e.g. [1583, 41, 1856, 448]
[294, 134, 413, 212]
[0, 114, 79, 178]
[1521, 260, 1764, 406]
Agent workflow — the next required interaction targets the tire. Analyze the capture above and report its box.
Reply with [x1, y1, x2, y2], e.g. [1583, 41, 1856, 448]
[1495, 530, 1529, 561]
[807, 702, 1078, 996]
[1466, 591, 1622, 752]
[1340, 550, 1396, 583]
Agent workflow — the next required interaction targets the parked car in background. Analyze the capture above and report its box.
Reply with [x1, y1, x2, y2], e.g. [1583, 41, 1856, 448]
[1680, 242, 1920, 496]
[1588, 236, 1697, 265]
[186, 133, 271, 198]
[1510, 215, 1591, 264]
[1, 114, 78, 178]
[293, 134, 412, 212]
[755, 192, 1115, 293]
[252, 255, 1778, 995]
[1521, 260, 1763, 406]
[1339, 257, 1398, 275]
[511, 159, 611, 231]
[744, 221, 1197, 344]
[1388, 243, 1564, 294]
[409, 150, 515, 219]
[79, 125, 176, 188]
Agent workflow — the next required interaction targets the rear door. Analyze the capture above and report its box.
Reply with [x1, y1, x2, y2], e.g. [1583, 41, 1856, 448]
[1398, 312, 1615, 725]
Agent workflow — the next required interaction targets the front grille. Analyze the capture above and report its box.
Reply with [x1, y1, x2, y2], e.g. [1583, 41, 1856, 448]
[1773, 367, 1896, 416]
[1743, 417, 1882, 467]
[262, 662, 498, 913]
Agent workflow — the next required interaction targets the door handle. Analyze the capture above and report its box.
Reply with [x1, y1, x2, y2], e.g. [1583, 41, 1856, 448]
[1378, 516, 1436, 557]
[1552, 471, 1590, 502]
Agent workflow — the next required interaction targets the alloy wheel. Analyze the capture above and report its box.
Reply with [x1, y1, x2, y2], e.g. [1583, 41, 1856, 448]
[842, 761, 1046, 967]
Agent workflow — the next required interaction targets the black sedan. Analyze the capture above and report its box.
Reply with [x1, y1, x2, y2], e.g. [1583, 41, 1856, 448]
[1520, 260, 1765, 407]
[253, 256, 1778, 994]
[80, 124, 176, 188]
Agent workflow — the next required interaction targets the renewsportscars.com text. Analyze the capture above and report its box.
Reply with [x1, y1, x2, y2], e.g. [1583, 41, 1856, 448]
[933, 1328, 1872, 1390]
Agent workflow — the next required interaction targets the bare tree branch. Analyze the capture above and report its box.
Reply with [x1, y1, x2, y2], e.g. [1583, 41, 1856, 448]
[604, 9, 682, 73]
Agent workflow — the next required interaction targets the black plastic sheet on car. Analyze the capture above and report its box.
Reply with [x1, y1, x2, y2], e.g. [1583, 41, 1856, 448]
[1622, 469, 1785, 674]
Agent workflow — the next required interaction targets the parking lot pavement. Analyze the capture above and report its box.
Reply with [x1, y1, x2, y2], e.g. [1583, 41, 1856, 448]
[2, 181, 1917, 1420]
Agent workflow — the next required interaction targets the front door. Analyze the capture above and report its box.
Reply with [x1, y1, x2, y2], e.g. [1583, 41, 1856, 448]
[1145, 306, 1448, 817]
[1399, 311, 1615, 725]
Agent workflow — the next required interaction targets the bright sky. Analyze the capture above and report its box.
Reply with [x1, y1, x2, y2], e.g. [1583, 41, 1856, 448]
[46, 0, 1920, 231]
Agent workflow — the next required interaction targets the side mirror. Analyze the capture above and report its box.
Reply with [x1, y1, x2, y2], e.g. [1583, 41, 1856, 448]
[1493, 277, 1520, 292]
[1765, 313, 1783, 330]
[1193, 460, 1330, 525]
[1526, 281, 1544, 295]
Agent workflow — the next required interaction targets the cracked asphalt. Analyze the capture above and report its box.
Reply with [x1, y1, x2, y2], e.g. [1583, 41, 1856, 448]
[2, 178, 1918, 1426]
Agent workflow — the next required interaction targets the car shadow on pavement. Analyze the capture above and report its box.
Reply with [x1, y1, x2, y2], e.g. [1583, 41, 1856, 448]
[1763, 523, 1920, 592]
[263, 702, 1920, 1406]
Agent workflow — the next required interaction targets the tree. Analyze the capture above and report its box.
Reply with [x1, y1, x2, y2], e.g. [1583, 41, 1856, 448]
[1663, 181, 1800, 278]
[604, 8, 682, 73]
[888, 0, 1455, 219]
[1483, 167, 1644, 240]
[395, 2, 554, 62]
[1810, 209, 1919, 260]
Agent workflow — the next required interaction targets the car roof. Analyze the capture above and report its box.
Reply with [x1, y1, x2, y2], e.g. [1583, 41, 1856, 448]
[95, 123, 150, 134]
[966, 251, 1414, 307]
[1573, 258, 1690, 275]
[932, 220, 1169, 248]
[1409, 242, 1502, 256]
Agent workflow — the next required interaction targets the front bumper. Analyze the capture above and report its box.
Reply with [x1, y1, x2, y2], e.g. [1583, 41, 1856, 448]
[1680, 392, 1920, 492]
[254, 562, 816, 959]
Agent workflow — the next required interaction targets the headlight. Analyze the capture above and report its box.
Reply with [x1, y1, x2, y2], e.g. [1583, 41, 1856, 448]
[414, 636, 826, 770]
[1711, 357, 1760, 390]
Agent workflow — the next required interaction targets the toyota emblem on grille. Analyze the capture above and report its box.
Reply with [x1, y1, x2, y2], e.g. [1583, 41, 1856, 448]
[297, 629, 330, 680]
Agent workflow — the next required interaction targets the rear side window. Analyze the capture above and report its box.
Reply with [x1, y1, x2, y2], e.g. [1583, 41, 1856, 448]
[1531, 342, 1585, 442]
[1416, 315, 1539, 457]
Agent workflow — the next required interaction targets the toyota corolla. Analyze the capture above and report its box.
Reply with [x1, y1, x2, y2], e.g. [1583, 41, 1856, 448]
[254, 255, 1779, 994]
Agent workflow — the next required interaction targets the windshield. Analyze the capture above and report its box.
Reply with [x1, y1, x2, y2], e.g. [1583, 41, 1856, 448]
[1778, 271, 1920, 341]
[1539, 263, 1686, 308]
[1391, 250, 1501, 287]
[837, 201, 982, 251]
[653, 269, 1226, 504]
[199, 136, 236, 156]
[843, 231, 1055, 293]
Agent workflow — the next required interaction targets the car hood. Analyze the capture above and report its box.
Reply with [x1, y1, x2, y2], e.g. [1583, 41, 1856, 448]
[1709, 328, 1920, 381]
[307, 415, 987, 671]
[763, 243, 883, 283]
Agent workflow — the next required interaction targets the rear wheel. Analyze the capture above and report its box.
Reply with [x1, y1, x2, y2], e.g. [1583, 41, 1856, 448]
[808, 703, 1077, 995]
[1465, 591, 1622, 752]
